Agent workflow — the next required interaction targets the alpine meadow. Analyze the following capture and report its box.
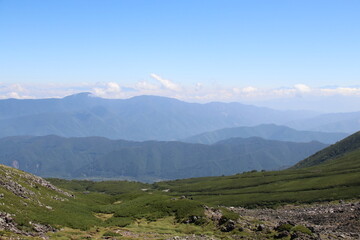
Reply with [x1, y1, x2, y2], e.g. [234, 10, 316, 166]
[0, 1, 360, 239]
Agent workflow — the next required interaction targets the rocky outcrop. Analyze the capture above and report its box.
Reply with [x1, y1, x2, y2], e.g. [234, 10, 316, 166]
[0, 212, 57, 239]
[0, 174, 35, 199]
[204, 206, 223, 222]
[0, 212, 23, 235]
[230, 201, 360, 239]
[0, 164, 73, 238]
[0, 164, 73, 199]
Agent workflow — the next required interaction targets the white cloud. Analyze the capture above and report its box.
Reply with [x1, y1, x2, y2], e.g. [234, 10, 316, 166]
[7, 92, 21, 98]
[92, 82, 123, 98]
[106, 82, 121, 93]
[0, 83, 34, 99]
[195, 83, 203, 91]
[294, 84, 311, 93]
[150, 73, 182, 91]
[135, 81, 159, 90]
[320, 87, 360, 96]
[9, 84, 26, 93]
[1, 77, 360, 112]
[242, 86, 258, 94]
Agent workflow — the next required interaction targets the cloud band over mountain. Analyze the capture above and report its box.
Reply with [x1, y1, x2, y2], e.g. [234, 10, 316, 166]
[1, 74, 360, 112]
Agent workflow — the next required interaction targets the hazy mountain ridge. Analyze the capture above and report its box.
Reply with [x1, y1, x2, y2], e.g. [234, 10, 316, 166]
[183, 124, 348, 144]
[287, 111, 360, 134]
[0, 93, 321, 141]
[0, 135, 327, 182]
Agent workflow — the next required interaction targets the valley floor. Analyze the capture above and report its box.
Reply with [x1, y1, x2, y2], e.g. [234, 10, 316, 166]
[1, 200, 359, 240]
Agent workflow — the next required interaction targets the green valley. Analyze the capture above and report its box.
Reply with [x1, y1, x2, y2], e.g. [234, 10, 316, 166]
[0, 135, 327, 181]
[0, 132, 359, 239]
[156, 132, 360, 207]
[3, 1, 360, 239]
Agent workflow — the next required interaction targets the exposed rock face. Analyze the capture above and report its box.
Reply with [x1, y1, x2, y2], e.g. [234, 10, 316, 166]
[0, 212, 23, 234]
[0, 173, 35, 199]
[31, 222, 56, 233]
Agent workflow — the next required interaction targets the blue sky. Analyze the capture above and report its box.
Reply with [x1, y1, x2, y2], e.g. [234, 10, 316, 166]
[0, 0, 360, 111]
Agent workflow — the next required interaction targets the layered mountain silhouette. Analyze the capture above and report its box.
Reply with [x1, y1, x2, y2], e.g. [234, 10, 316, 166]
[287, 111, 360, 134]
[0, 135, 327, 182]
[183, 124, 348, 144]
[0, 93, 323, 141]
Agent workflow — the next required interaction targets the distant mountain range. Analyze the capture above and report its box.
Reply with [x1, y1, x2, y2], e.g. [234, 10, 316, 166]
[287, 111, 360, 134]
[0, 93, 328, 141]
[0, 135, 327, 182]
[183, 124, 348, 144]
[0, 93, 358, 140]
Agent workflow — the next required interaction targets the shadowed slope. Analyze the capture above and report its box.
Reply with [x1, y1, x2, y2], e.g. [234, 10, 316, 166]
[292, 131, 360, 168]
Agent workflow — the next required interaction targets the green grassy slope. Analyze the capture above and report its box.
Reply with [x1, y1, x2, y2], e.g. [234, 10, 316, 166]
[0, 164, 114, 231]
[292, 131, 360, 168]
[47, 131, 360, 210]
[155, 135, 360, 207]
[0, 165, 211, 236]
[48, 178, 149, 195]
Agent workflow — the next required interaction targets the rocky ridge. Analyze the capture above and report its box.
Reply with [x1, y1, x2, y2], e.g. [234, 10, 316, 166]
[0, 164, 73, 199]
[0, 164, 73, 238]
